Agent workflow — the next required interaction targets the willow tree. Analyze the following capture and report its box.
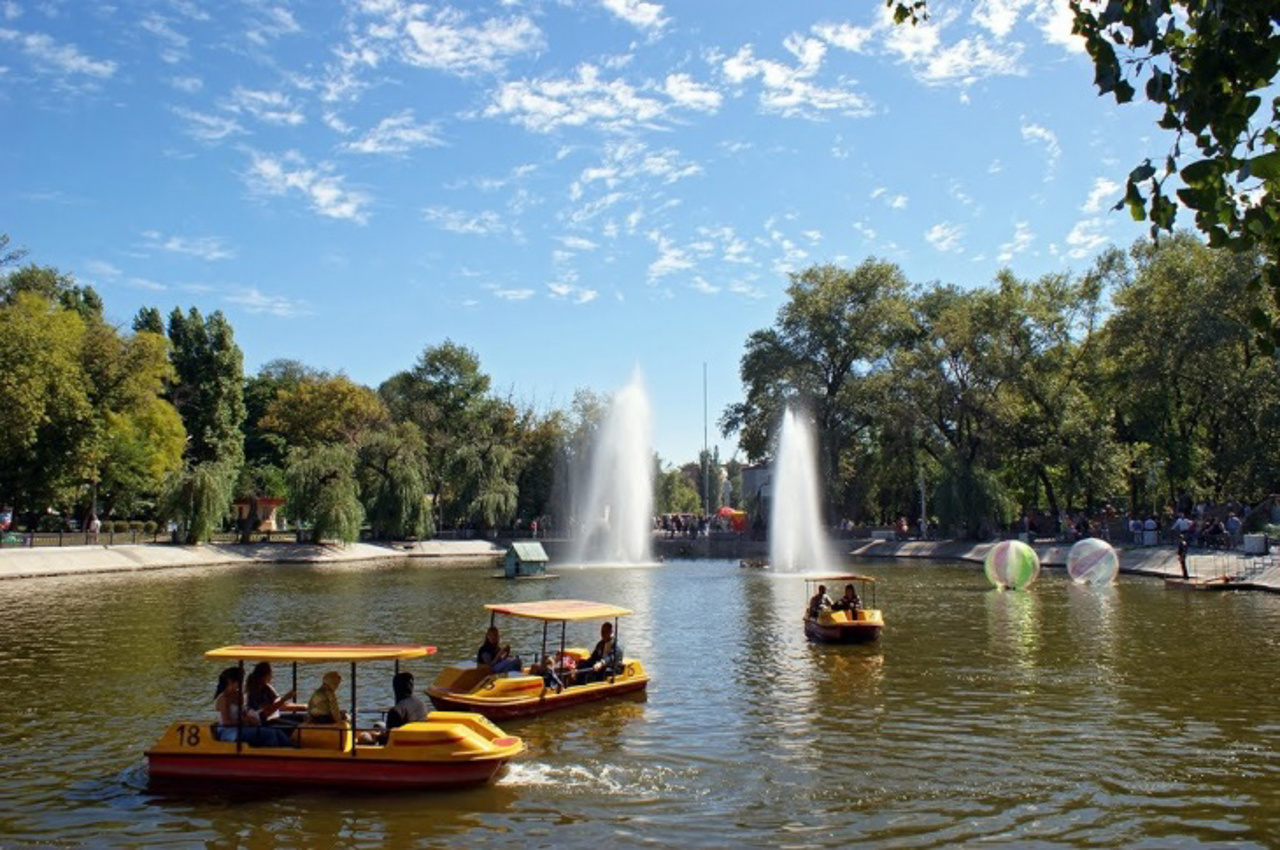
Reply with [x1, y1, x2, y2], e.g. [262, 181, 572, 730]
[285, 444, 363, 544]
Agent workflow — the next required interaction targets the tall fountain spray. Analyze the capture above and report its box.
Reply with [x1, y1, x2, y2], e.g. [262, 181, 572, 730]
[567, 371, 655, 565]
[769, 408, 837, 572]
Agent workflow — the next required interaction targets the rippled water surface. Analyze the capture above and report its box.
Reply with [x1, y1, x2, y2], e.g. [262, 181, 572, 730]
[1, 559, 1278, 847]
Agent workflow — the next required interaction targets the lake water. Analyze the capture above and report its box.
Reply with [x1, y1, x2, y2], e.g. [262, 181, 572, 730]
[0, 558, 1278, 847]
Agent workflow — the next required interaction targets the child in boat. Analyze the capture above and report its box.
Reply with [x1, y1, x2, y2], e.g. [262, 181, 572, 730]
[213, 667, 292, 747]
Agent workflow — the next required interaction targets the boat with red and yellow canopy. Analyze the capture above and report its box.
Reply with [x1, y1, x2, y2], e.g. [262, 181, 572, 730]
[427, 600, 650, 720]
[146, 644, 524, 790]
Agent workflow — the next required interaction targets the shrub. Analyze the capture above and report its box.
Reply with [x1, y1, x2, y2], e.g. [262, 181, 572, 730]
[143, 520, 157, 534]
[112, 520, 129, 533]
[129, 520, 143, 532]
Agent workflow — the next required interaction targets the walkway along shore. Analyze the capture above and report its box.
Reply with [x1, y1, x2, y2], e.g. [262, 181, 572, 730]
[0, 539, 503, 581]
[0, 536, 1276, 593]
[848, 539, 1280, 594]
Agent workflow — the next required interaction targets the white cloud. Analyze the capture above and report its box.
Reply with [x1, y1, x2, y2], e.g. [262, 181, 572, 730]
[997, 221, 1034, 262]
[559, 235, 598, 251]
[174, 106, 246, 141]
[915, 36, 1023, 85]
[423, 206, 505, 235]
[812, 21, 874, 53]
[971, 0, 1034, 38]
[485, 64, 671, 133]
[925, 221, 965, 252]
[663, 73, 721, 112]
[490, 286, 536, 301]
[721, 41, 872, 118]
[141, 230, 235, 261]
[223, 87, 305, 126]
[344, 110, 442, 154]
[690, 275, 720, 294]
[2, 3, 20, 21]
[1021, 121, 1061, 177]
[1034, 0, 1085, 52]
[547, 282, 598, 304]
[602, 0, 667, 31]
[225, 287, 311, 317]
[647, 231, 693, 280]
[0, 28, 116, 78]
[84, 259, 120, 279]
[246, 5, 301, 46]
[246, 150, 372, 223]
[1082, 176, 1120, 213]
[140, 14, 189, 63]
[871, 187, 908, 209]
[403, 8, 543, 75]
[1064, 217, 1109, 258]
[168, 75, 202, 93]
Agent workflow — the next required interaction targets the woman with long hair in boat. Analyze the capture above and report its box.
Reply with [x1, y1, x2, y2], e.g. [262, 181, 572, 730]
[214, 667, 292, 747]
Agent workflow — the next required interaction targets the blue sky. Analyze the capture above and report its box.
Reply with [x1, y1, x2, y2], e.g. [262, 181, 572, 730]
[4, 0, 1164, 465]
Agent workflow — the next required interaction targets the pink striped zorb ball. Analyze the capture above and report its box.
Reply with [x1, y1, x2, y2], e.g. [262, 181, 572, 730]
[1066, 537, 1119, 585]
[984, 539, 1041, 589]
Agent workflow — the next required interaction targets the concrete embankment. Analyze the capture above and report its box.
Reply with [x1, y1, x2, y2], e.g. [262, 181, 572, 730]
[848, 539, 1280, 593]
[0, 539, 503, 581]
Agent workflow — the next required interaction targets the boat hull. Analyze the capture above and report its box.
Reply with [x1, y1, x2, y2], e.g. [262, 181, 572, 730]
[428, 675, 649, 720]
[146, 750, 505, 789]
[804, 613, 883, 644]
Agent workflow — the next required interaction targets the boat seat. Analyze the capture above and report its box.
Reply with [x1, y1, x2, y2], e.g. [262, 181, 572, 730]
[295, 721, 352, 752]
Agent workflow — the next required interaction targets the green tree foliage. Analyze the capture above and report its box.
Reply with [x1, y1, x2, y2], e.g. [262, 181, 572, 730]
[161, 460, 236, 544]
[243, 359, 317, 470]
[655, 463, 701, 514]
[514, 407, 566, 524]
[165, 307, 247, 468]
[721, 260, 910, 517]
[0, 292, 93, 511]
[2, 264, 103, 320]
[357, 423, 433, 540]
[890, 0, 1280, 347]
[261, 372, 388, 449]
[285, 444, 363, 544]
[380, 340, 517, 529]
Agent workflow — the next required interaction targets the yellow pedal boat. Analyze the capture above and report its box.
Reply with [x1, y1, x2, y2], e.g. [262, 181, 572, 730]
[147, 644, 524, 790]
[804, 574, 885, 644]
[427, 600, 650, 720]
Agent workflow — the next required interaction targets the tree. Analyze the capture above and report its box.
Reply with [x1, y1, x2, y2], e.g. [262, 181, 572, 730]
[722, 260, 911, 517]
[243, 359, 318, 470]
[357, 423, 433, 540]
[161, 461, 236, 544]
[261, 373, 388, 448]
[0, 291, 92, 514]
[285, 444, 363, 544]
[2, 264, 103, 320]
[165, 307, 247, 468]
[889, 0, 1280, 348]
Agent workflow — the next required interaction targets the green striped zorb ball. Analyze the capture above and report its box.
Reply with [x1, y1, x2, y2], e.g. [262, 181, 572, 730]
[984, 540, 1041, 589]
[1066, 537, 1119, 585]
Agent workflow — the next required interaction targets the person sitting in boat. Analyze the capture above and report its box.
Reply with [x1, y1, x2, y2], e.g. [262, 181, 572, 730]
[381, 671, 427, 741]
[579, 622, 623, 684]
[246, 661, 298, 724]
[213, 666, 292, 747]
[832, 583, 862, 614]
[306, 671, 349, 724]
[807, 585, 833, 619]
[476, 626, 523, 674]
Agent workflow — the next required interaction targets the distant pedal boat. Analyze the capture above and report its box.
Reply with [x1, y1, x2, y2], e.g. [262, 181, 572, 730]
[427, 600, 650, 721]
[803, 574, 885, 644]
[146, 644, 523, 790]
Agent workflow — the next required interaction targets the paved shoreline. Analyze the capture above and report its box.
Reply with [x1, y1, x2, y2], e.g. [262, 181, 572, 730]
[0, 539, 504, 581]
[1, 536, 1275, 593]
[848, 539, 1280, 593]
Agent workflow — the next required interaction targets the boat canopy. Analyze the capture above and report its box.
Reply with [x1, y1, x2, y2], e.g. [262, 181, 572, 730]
[801, 573, 877, 583]
[484, 600, 632, 621]
[205, 644, 437, 662]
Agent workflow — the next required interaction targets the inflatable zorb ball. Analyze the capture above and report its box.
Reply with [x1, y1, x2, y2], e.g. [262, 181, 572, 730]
[984, 540, 1041, 589]
[1066, 537, 1119, 585]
